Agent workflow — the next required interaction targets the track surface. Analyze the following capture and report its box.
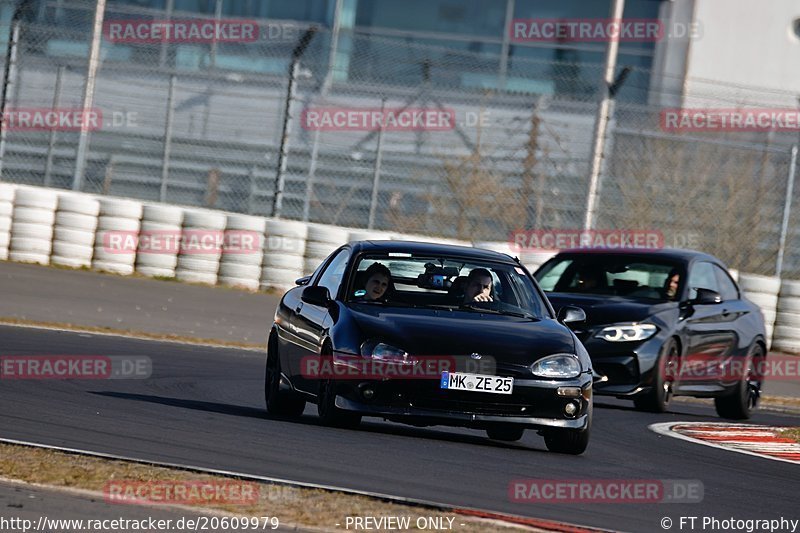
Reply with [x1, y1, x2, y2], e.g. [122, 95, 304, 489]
[1, 325, 798, 532]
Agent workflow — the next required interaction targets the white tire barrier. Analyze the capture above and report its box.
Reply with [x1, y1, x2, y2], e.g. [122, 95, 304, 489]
[53, 227, 96, 247]
[262, 254, 304, 271]
[0, 232, 8, 248]
[93, 198, 141, 275]
[743, 292, 779, 311]
[135, 266, 176, 278]
[135, 204, 184, 278]
[217, 214, 265, 289]
[9, 189, 57, 265]
[738, 274, 781, 295]
[175, 270, 218, 285]
[779, 280, 800, 298]
[142, 204, 183, 226]
[778, 296, 800, 314]
[51, 194, 99, 269]
[262, 220, 308, 289]
[11, 237, 52, 255]
[14, 188, 58, 210]
[93, 260, 135, 275]
[173, 208, 226, 285]
[0, 184, 15, 203]
[776, 311, 800, 327]
[8, 251, 50, 265]
[0, 201, 12, 217]
[304, 258, 322, 275]
[0, 216, 10, 233]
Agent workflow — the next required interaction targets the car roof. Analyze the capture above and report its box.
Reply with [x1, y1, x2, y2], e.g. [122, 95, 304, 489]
[349, 240, 519, 264]
[552, 247, 723, 265]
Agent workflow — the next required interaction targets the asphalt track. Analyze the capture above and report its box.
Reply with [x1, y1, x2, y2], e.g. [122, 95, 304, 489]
[1, 326, 798, 532]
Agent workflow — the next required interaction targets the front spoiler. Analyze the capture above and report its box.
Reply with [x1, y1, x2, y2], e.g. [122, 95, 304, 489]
[335, 396, 590, 430]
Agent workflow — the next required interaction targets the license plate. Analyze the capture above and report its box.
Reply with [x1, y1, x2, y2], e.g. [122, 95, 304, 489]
[440, 372, 513, 395]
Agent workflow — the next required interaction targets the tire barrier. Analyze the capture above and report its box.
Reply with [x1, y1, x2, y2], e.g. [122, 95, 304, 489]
[262, 219, 308, 291]
[4, 183, 800, 357]
[739, 273, 780, 349]
[218, 214, 266, 291]
[134, 204, 184, 279]
[0, 184, 15, 261]
[51, 193, 99, 268]
[773, 280, 800, 353]
[174, 208, 227, 285]
[9, 187, 58, 265]
[93, 198, 143, 275]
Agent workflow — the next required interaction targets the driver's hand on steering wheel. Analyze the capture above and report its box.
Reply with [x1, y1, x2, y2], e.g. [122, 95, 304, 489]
[472, 294, 493, 302]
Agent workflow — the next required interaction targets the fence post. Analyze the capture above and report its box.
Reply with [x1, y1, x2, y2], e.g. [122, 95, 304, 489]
[44, 66, 66, 187]
[583, 0, 625, 230]
[368, 98, 387, 230]
[776, 145, 798, 278]
[0, 14, 21, 180]
[160, 74, 176, 202]
[72, 0, 107, 192]
[302, 126, 321, 222]
[272, 27, 317, 218]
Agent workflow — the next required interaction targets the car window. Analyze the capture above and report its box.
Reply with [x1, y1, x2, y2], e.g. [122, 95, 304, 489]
[316, 249, 350, 298]
[536, 259, 572, 291]
[688, 261, 719, 300]
[713, 265, 739, 301]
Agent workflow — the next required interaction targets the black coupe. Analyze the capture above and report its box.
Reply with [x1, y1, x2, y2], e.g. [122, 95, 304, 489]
[266, 241, 593, 454]
[534, 249, 768, 419]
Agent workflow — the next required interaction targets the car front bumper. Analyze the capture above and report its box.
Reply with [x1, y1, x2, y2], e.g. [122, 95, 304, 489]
[330, 375, 592, 431]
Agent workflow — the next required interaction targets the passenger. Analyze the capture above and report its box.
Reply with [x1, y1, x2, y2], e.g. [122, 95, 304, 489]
[575, 267, 600, 290]
[361, 262, 392, 302]
[462, 268, 494, 303]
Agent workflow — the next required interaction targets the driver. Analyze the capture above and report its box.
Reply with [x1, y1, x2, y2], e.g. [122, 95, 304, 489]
[462, 268, 493, 303]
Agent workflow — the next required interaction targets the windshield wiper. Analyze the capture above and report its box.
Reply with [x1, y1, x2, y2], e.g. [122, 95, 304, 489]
[461, 304, 537, 320]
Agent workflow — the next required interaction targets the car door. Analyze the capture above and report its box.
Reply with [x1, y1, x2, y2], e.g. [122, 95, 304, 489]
[290, 247, 350, 393]
[712, 263, 750, 383]
[679, 261, 738, 389]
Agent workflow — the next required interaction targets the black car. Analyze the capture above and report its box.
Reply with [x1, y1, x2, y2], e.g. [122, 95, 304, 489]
[265, 240, 593, 454]
[533, 249, 768, 419]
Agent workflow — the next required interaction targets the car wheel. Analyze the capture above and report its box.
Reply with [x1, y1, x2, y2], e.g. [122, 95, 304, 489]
[317, 378, 362, 428]
[633, 338, 679, 413]
[264, 333, 306, 417]
[543, 405, 591, 455]
[714, 344, 764, 420]
[486, 425, 525, 442]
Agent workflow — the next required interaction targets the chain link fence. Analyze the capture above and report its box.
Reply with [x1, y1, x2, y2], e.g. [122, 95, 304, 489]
[0, 0, 799, 276]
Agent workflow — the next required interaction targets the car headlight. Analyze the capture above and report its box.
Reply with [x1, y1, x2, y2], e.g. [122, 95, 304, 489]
[595, 324, 657, 342]
[531, 354, 581, 378]
[360, 341, 413, 364]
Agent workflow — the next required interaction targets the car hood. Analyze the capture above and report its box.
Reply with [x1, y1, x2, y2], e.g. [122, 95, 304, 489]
[346, 305, 575, 365]
[545, 293, 676, 327]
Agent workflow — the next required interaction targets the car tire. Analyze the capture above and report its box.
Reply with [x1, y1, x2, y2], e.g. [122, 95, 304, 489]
[317, 378, 362, 428]
[714, 343, 763, 420]
[543, 405, 591, 455]
[264, 332, 306, 417]
[633, 338, 679, 413]
[486, 425, 525, 442]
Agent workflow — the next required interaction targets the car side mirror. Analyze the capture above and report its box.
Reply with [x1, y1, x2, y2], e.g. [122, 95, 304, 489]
[691, 288, 722, 305]
[557, 305, 586, 324]
[295, 276, 311, 286]
[301, 285, 331, 307]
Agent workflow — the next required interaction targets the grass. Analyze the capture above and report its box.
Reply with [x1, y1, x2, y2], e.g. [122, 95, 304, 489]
[779, 428, 800, 443]
[0, 443, 522, 532]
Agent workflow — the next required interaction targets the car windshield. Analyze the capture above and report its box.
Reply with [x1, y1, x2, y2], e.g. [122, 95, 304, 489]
[535, 256, 683, 301]
[346, 253, 550, 319]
